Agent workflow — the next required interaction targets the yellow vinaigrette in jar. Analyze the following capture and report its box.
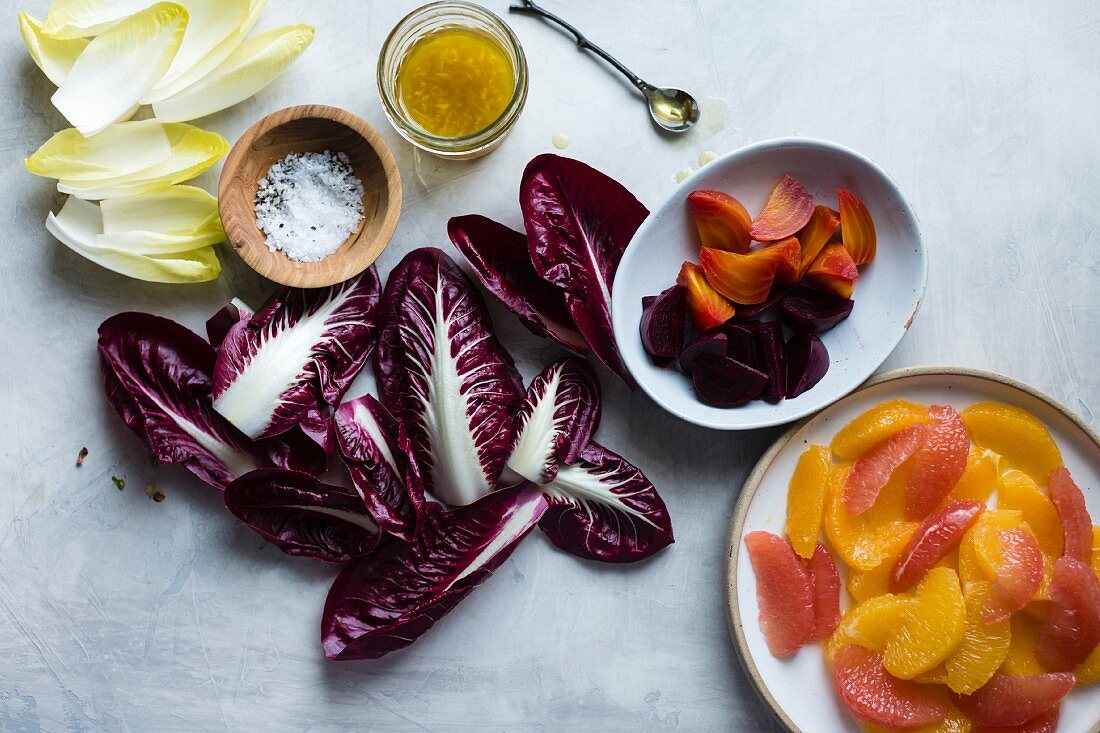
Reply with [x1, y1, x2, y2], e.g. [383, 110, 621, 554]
[396, 27, 515, 138]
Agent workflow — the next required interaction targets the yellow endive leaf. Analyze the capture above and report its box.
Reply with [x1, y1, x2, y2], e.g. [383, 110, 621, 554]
[19, 12, 89, 86]
[43, 0, 157, 39]
[98, 185, 225, 254]
[25, 119, 171, 181]
[142, 0, 251, 102]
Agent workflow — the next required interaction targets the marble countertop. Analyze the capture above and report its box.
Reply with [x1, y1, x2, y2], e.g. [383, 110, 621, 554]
[3, 0, 1098, 730]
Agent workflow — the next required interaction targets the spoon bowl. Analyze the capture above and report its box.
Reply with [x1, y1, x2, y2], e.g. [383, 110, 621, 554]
[645, 86, 700, 133]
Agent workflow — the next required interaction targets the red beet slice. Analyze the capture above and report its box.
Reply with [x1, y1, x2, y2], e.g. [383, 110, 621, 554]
[890, 500, 983, 593]
[753, 320, 787, 403]
[721, 323, 758, 368]
[678, 331, 728, 375]
[785, 332, 829, 398]
[640, 286, 689, 360]
[743, 531, 815, 656]
[952, 672, 1074, 727]
[692, 353, 767, 407]
[806, 543, 841, 641]
[732, 284, 794, 321]
[833, 644, 948, 729]
[1035, 555, 1100, 671]
[779, 285, 854, 333]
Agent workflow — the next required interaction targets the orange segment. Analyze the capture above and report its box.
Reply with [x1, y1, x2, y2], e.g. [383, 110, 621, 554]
[946, 450, 998, 506]
[1091, 524, 1100, 576]
[826, 462, 918, 571]
[997, 469, 1064, 557]
[844, 425, 928, 515]
[943, 581, 1010, 694]
[786, 445, 831, 559]
[831, 399, 931, 460]
[960, 402, 1063, 484]
[1078, 636, 1100, 684]
[884, 567, 966, 679]
[1002, 613, 1047, 676]
[826, 593, 917, 662]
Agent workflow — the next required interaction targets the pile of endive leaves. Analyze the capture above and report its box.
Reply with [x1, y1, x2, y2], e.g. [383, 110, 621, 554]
[20, 1, 314, 283]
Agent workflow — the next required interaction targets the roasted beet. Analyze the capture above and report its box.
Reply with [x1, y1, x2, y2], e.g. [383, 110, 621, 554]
[732, 284, 794, 322]
[786, 332, 829, 398]
[753, 321, 787, 403]
[721, 323, 758, 369]
[779, 286, 854, 334]
[640, 286, 689, 361]
[678, 331, 728, 375]
[692, 353, 768, 407]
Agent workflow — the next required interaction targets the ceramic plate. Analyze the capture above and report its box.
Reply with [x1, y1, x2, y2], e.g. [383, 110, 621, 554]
[611, 138, 925, 430]
[724, 367, 1100, 733]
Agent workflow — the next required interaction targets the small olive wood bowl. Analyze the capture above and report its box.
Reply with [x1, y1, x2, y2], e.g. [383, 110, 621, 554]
[218, 105, 402, 288]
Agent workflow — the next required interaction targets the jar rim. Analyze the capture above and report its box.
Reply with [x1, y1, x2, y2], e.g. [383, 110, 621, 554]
[376, 1, 528, 156]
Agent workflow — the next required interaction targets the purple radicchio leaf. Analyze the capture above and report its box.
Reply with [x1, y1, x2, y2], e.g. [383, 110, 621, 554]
[212, 267, 381, 441]
[447, 214, 588, 354]
[334, 395, 424, 541]
[321, 484, 547, 660]
[374, 248, 524, 507]
[520, 154, 649, 389]
[224, 469, 380, 562]
[504, 357, 601, 485]
[538, 442, 674, 563]
[205, 298, 253, 350]
[97, 313, 319, 490]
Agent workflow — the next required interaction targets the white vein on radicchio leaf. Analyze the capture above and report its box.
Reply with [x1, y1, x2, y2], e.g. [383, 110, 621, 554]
[334, 395, 424, 541]
[211, 267, 381, 441]
[224, 469, 381, 563]
[505, 357, 601, 485]
[321, 484, 547, 660]
[373, 248, 524, 508]
[520, 154, 649, 390]
[537, 442, 674, 563]
[447, 214, 589, 355]
[97, 312, 322, 490]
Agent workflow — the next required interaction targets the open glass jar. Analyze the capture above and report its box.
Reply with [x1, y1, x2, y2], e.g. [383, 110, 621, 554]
[377, 2, 529, 160]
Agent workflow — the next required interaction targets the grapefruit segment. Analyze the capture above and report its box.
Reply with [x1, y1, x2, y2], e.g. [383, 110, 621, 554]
[1047, 467, 1093, 563]
[1035, 555, 1100, 671]
[969, 707, 1059, 733]
[906, 406, 969, 520]
[844, 424, 929, 515]
[951, 671, 1073, 727]
[891, 501, 984, 593]
[833, 644, 948, 730]
[807, 543, 842, 642]
[981, 528, 1045, 624]
[743, 531, 815, 657]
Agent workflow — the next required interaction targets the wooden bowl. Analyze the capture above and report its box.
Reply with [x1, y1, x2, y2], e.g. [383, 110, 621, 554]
[218, 105, 402, 288]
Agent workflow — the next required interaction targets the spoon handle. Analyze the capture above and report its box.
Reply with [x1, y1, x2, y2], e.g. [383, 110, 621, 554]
[509, 1, 653, 93]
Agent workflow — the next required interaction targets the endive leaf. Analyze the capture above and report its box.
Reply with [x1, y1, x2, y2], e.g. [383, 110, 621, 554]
[19, 13, 89, 86]
[25, 120, 171, 181]
[153, 24, 314, 123]
[46, 196, 221, 283]
[57, 123, 229, 200]
[43, 0, 157, 39]
[52, 3, 189, 136]
[100, 184, 220, 235]
[142, 0, 251, 103]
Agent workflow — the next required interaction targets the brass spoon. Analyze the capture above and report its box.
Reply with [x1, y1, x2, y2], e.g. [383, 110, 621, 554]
[509, 0, 700, 133]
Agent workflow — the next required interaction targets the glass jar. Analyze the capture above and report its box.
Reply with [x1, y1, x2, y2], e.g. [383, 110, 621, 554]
[377, 2, 529, 159]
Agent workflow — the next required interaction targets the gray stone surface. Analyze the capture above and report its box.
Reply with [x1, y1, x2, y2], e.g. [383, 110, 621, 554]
[1, 1, 1097, 731]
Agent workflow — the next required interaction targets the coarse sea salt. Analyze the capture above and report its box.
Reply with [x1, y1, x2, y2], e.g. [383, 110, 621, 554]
[254, 150, 365, 263]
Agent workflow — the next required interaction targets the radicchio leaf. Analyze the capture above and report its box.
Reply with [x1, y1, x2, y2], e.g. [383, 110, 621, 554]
[321, 484, 547, 660]
[447, 214, 588, 354]
[224, 469, 380, 563]
[212, 267, 381, 440]
[520, 154, 648, 388]
[97, 312, 319, 489]
[334, 395, 424, 541]
[538, 442, 674, 563]
[374, 248, 524, 507]
[506, 357, 601, 485]
[205, 297, 253, 350]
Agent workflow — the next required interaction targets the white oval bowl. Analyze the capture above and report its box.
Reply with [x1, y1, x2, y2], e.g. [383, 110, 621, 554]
[611, 138, 926, 430]
[725, 367, 1100, 733]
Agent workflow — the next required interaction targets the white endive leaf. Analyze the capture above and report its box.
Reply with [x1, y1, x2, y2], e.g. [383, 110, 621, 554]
[52, 3, 188, 136]
[153, 24, 314, 123]
[57, 123, 228, 199]
[43, 0, 156, 39]
[141, 0, 267, 103]
[97, 185, 224, 253]
[141, 0, 251, 103]
[46, 196, 221, 283]
[19, 13, 89, 86]
[25, 120, 171, 181]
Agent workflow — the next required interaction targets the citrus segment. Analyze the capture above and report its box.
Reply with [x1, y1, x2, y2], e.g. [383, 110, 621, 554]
[786, 445, 831, 559]
[948, 451, 999, 506]
[1091, 525, 1100, 576]
[833, 644, 949, 730]
[884, 567, 966, 679]
[827, 594, 918, 661]
[951, 671, 1073, 727]
[960, 402, 1062, 485]
[944, 582, 1010, 694]
[980, 528, 1044, 624]
[807, 543, 842, 642]
[832, 399, 930, 460]
[849, 563, 896, 604]
[845, 424, 928, 515]
[891, 501, 984, 593]
[1047, 467, 1093, 563]
[1035, 556, 1100, 671]
[997, 470, 1064, 558]
[906, 406, 969, 519]
[826, 463, 918, 571]
[1001, 614, 1047, 676]
[743, 531, 815, 657]
[863, 707, 972, 733]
